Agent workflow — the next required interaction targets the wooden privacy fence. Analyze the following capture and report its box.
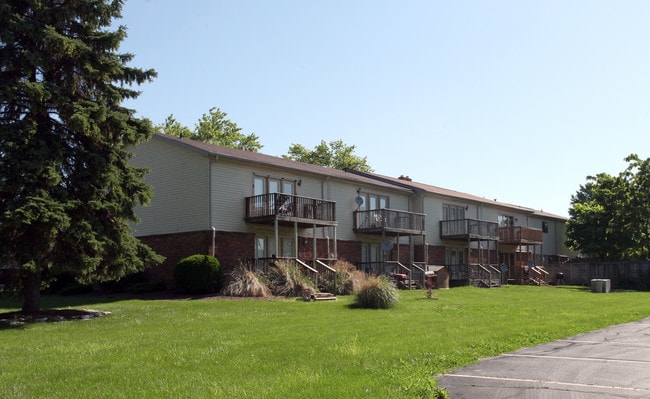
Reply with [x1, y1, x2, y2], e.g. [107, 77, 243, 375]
[546, 261, 650, 290]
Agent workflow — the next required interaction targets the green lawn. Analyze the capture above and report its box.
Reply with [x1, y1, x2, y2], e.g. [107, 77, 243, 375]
[2, 285, 650, 398]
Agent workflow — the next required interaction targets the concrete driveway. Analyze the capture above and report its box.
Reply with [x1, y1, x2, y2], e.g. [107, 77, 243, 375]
[437, 317, 650, 398]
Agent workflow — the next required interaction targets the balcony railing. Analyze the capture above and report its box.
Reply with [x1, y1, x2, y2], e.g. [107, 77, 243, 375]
[245, 193, 336, 226]
[439, 219, 499, 240]
[353, 208, 425, 235]
[498, 226, 543, 244]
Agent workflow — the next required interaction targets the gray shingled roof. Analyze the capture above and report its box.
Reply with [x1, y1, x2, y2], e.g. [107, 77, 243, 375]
[153, 134, 412, 193]
[153, 133, 567, 221]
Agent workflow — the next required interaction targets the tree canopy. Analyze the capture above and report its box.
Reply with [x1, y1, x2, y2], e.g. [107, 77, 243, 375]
[566, 154, 650, 260]
[156, 107, 263, 151]
[283, 140, 374, 172]
[0, 0, 163, 312]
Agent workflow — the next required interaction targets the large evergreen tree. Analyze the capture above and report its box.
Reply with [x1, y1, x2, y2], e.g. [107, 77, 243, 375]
[0, 0, 163, 312]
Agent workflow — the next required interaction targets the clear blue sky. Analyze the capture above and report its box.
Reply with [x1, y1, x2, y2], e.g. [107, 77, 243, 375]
[117, 0, 650, 218]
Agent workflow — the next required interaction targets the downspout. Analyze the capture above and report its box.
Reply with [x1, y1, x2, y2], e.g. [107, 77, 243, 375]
[211, 226, 216, 257]
[209, 155, 216, 257]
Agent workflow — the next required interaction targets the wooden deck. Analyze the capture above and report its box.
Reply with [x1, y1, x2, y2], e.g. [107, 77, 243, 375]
[245, 193, 337, 227]
[353, 208, 425, 236]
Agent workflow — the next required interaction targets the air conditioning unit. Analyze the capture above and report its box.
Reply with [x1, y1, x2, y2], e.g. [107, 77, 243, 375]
[591, 279, 610, 293]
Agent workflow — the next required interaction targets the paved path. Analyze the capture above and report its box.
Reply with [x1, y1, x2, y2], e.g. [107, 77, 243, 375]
[437, 317, 650, 398]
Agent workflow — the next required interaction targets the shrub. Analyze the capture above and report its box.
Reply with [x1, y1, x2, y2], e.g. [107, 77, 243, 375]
[334, 260, 367, 295]
[354, 275, 399, 309]
[267, 260, 315, 297]
[173, 255, 221, 294]
[221, 266, 271, 297]
[319, 260, 367, 295]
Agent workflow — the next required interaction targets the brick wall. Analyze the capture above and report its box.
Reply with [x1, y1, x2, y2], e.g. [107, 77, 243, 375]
[139, 230, 255, 288]
[427, 245, 446, 265]
[139, 231, 452, 287]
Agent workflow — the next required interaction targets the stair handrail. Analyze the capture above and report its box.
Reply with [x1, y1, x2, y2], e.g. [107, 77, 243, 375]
[411, 263, 426, 288]
[530, 266, 549, 285]
[295, 258, 318, 274]
[314, 259, 336, 274]
[471, 263, 492, 288]
[386, 260, 410, 275]
[486, 264, 502, 287]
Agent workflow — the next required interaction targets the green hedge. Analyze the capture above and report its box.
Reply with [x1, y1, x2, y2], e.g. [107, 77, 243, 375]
[173, 255, 221, 294]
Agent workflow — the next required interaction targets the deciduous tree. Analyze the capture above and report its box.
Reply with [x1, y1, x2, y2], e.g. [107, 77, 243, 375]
[283, 139, 373, 172]
[0, 0, 163, 312]
[156, 107, 262, 152]
[566, 154, 650, 260]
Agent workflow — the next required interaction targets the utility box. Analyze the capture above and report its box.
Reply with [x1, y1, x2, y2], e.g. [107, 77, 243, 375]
[591, 279, 611, 293]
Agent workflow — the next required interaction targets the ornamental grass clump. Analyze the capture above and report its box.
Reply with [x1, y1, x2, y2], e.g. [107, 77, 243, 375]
[327, 260, 366, 295]
[220, 266, 271, 298]
[267, 260, 315, 297]
[173, 255, 221, 294]
[354, 275, 399, 309]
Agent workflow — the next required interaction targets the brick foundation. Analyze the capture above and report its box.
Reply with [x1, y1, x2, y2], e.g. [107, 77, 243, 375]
[138, 230, 255, 288]
[139, 231, 452, 287]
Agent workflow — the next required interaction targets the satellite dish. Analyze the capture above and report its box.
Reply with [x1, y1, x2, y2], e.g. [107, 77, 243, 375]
[381, 240, 394, 252]
[355, 196, 364, 206]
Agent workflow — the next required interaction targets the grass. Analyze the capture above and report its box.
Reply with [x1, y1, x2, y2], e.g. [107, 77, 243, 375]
[2, 285, 650, 398]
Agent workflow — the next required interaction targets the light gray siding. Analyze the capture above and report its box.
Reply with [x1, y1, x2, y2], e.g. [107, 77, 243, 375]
[130, 139, 210, 236]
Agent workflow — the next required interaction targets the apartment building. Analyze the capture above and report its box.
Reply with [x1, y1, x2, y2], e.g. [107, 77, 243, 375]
[130, 134, 570, 288]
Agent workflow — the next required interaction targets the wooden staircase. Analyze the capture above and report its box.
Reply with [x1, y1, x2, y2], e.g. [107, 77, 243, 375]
[304, 291, 337, 301]
[302, 288, 336, 302]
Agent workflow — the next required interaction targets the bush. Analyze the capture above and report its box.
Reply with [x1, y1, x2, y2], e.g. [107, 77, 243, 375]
[354, 276, 399, 309]
[173, 255, 221, 294]
[333, 260, 367, 295]
[221, 266, 271, 297]
[267, 260, 315, 297]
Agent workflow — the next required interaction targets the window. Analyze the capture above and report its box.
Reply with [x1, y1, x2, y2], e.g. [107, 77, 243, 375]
[498, 214, 514, 227]
[442, 204, 465, 235]
[253, 175, 296, 196]
[445, 247, 465, 266]
[361, 243, 380, 274]
[542, 221, 549, 233]
[358, 193, 388, 211]
[255, 235, 294, 258]
[280, 237, 294, 257]
[253, 175, 296, 215]
[356, 193, 389, 228]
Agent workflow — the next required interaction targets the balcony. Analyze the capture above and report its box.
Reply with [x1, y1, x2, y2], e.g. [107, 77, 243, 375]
[439, 219, 499, 241]
[498, 226, 543, 245]
[353, 208, 425, 236]
[245, 193, 336, 227]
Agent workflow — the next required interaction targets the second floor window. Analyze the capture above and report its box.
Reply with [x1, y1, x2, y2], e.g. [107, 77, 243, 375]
[442, 204, 465, 235]
[358, 193, 388, 211]
[254, 176, 295, 196]
[253, 175, 296, 215]
[498, 214, 514, 227]
[443, 204, 465, 221]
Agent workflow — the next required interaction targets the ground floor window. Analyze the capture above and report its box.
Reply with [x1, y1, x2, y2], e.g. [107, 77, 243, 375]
[445, 247, 465, 266]
[255, 235, 294, 258]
